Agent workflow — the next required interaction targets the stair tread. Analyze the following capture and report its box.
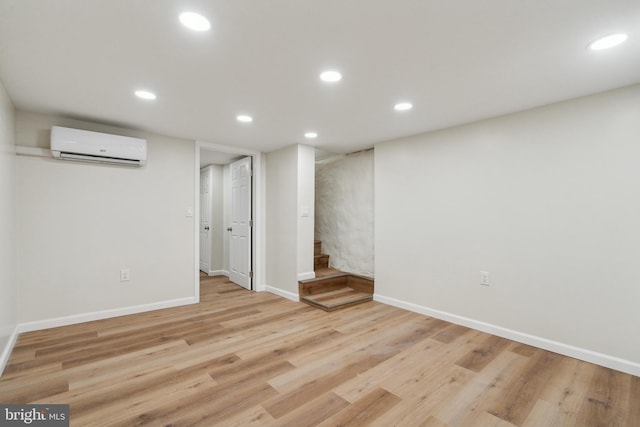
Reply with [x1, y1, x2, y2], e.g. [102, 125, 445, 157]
[301, 287, 373, 310]
[314, 268, 342, 278]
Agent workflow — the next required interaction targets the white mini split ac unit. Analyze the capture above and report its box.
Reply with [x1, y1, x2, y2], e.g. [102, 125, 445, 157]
[50, 126, 147, 167]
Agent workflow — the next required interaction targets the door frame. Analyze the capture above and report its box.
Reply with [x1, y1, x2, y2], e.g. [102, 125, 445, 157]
[194, 141, 264, 301]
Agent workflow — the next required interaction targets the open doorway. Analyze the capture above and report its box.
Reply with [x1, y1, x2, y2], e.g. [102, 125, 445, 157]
[313, 147, 375, 278]
[195, 142, 263, 297]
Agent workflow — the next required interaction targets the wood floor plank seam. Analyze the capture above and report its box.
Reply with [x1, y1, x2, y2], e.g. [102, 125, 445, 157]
[0, 275, 638, 426]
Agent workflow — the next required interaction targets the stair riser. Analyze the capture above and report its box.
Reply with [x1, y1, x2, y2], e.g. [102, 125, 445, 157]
[345, 275, 374, 294]
[299, 276, 349, 296]
[314, 255, 329, 270]
[299, 274, 373, 296]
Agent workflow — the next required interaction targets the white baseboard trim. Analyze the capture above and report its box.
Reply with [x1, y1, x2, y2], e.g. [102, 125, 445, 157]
[17, 297, 197, 333]
[374, 293, 640, 377]
[265, 286, 298, 302]
[208, 270, 229, 277]
[297, 271, 316, 281]
[0, 326, 19, 376]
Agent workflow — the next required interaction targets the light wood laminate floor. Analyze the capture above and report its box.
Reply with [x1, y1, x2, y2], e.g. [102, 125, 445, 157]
[1, 275, 638, 426]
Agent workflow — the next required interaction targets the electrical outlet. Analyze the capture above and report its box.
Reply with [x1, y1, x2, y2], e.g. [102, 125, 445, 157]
[480, 271, 490, 286]
[120, 268, 130, 282]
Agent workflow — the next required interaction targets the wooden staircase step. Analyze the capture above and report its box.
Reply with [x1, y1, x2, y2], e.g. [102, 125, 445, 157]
[299, 272, 374, 312]
[301, 288, 373, 312]
[314, 240, 322, 256]
[314, 253, 329, 270]
[314, 267, 342, 278]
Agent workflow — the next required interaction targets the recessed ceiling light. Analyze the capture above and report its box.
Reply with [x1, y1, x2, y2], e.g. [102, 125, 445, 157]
[320, 70, 342, 82]
[179, 12, 211, 32]
[134, 90, 157, 100]
[394, 102, 413, 111]
[588, 33, 628, 50]
[304, 132, 318, 139]
[236, 114, 253, 123]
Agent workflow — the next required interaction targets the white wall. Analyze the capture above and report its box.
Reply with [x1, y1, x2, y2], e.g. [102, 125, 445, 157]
[315, 150, 374, 277]
[375, 84, 640, 373]
[0, 79, 17, 373]
[297, 144, 315, 279]
[15, 111, 196, 325]
[265, 144, 314, 298]
[266, 145, 298, 296]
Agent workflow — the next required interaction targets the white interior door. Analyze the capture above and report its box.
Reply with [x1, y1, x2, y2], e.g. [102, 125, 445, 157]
[199, 166, 211, 273]
[229, 157, 252, 289]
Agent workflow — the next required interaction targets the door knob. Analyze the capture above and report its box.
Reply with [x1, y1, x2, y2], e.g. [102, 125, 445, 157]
[227, 227, 232, 232]
[204, 226, 209, 231]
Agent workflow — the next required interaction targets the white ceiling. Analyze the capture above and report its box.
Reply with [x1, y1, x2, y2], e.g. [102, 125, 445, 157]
[1, 1, 638, 154]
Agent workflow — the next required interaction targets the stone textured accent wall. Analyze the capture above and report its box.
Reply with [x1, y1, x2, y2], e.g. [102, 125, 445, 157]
[315, 150, 374, 277]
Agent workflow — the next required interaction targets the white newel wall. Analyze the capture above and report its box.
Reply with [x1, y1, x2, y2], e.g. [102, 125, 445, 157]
[315, 150, 374, 277]
[296, 145, 315, 281]
[266, 145, 299, 297]
[265, 144, 315, 298]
